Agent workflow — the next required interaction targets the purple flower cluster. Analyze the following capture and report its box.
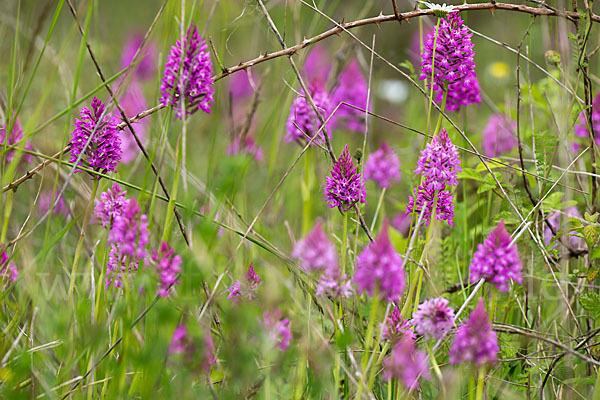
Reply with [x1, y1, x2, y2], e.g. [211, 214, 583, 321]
[226, 134, 264, 162]
[324, 144, 366, 212]
[414, 129, 461, 191]
[285, 88, 334, 145]
[574, 92, 600, 151]
[0, 250, 18, 283]
[292, 221, 351, 298]
[262, 310, 292, 351]
[483, 114, 517, 157]
[543, 207, 585, 250]
[364, 142, 401, 188]
[331, 59, 370, 133]
[1, 119, 33, 165]
[354, 222, 406, 301]
[315, 269, 353, 299]
[303, 45, 331, 87]
[383, 306, 415, 343]
[420, 13, 475, 89]
[438, 74, 481, 112]
[407, 129, 460, 226]
[407, 181, 455, 226]
[94, 183, 128, 228]
[292, 220, 337, 272]
[108, 199, 150, 262]
[228, 263, 262, 302]
[120, 33, 156, 79]
[391, 211, 411, 236]
[168, 323, 216, 372]
[450, 299, 499, 367]
[104, 198, 150, 289]
[153, 242, 182, 297]
[419, 12, 480, 112]
[70, 97, 121, 177]
[383, 335, 430, 389]
[412, 297, 455, 340]
[94, 184, 182, 293]
[470, 220, 523, 292]
[160, 24, 215, 119]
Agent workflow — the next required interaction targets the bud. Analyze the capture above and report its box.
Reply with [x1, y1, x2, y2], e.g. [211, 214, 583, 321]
[545, 50, 561, 66]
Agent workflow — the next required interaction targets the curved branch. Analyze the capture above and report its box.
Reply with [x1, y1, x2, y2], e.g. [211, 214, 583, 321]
[212, 2, 598, 81]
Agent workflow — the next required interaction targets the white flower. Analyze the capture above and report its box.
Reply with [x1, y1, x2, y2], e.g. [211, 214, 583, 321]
[417, 1, 457, 16]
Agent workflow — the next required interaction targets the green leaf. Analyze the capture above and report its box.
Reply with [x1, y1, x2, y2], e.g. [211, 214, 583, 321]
[583, 224, 600, 249]
[542, 191, 564, 210]
[456, 168, 484, 182]
[585, 212, 599, 223]
[398, 60, 415, 75]
[580, 292, 600, 319]
[533, 130, 558, 177]
[475, 159, 503, 173]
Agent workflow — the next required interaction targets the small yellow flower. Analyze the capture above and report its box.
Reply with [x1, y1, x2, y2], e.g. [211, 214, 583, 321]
[488, 62, 510, 79]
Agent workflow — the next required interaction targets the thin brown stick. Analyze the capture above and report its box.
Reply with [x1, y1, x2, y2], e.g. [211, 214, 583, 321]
[213, 2, 600, 82]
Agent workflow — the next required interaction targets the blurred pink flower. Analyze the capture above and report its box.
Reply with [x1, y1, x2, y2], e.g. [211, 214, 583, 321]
[120, 33, 157, 79]
[118, 80, 148, 163]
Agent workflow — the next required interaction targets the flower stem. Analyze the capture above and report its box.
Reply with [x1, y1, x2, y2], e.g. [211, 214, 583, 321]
[68, 179, 99, 302]
[302, 149, 313, 235]
[433, 82, 448, 135]
[370, 187, 387, 232]
[475, 367, 485, 400]
[356, 292, 380, 398]
[425, 17, 442, 136]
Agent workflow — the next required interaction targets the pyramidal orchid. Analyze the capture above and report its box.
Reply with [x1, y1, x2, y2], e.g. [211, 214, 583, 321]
[120, 33, 156, 79]
[407, 182, 455, 226]
[324, 144, 366, 212]
[383, 335, 430, 389]
[364, 142, 401, 189]
[0, 250, 18, 283]
[94, 183, 127, 229]
[1, 119, 33, 165]
[354, 221, 405, 302]
[160, 24, 215, 119]
[152, 242, 182, 297]
[414, 128, 461, 191]
[412, 297, 455, 340]
[108, 198, 150, 262]
[331, 59, 370, 133]
[228, 263, 262, 302]
[419, 12, 480, 112]
[574, 92, 600, 151]
[69, 97, 121, 177]
[292, 220, 337, 272]
[382, 306, 415, 343]
[316, 266, 353, 299]
[303, 44, 332, 87]
[450, 298, 499, 367]
[285, 87, 334, 145]
[543, 207, 585, 250]
[408, 128, 460, 226]
[483, 114, 517, 157]
[118, 80, 148, 163]
[262, 310, 292, 351]
[469, 220, 523, 292]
